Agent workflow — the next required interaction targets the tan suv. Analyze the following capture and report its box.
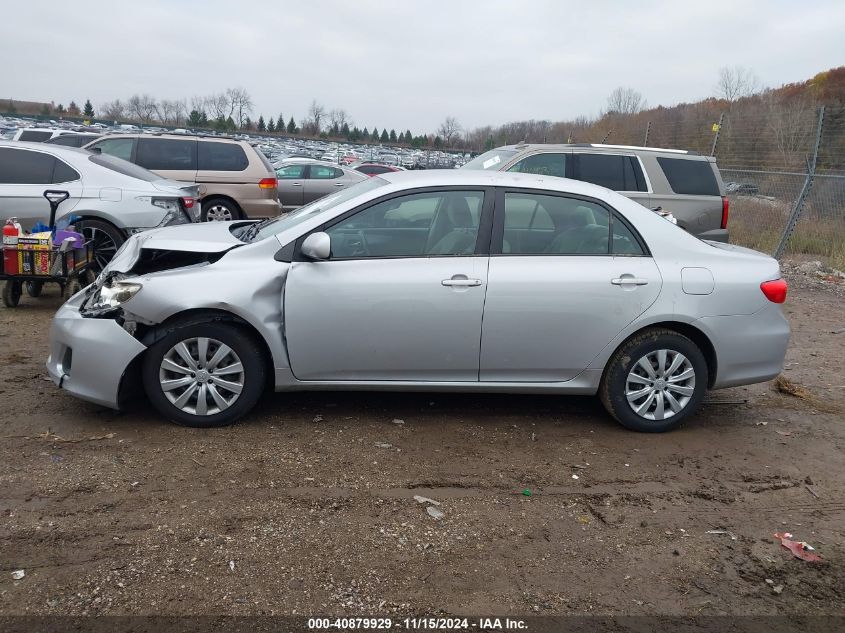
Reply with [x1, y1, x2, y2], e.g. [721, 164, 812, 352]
[84, 134, 281, 221]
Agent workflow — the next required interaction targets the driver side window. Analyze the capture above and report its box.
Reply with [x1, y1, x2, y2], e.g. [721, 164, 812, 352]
[325, 191, 484, 259]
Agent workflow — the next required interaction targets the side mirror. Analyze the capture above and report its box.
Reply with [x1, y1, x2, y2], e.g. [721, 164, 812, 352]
[300, 232, 331, 260]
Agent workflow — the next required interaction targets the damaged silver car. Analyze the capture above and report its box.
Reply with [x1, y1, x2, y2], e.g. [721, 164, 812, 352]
[47, 170, 790, 432]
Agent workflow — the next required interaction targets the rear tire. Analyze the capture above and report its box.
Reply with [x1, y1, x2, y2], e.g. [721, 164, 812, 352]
[600, 328, 708, 432]
[25, 281, 43, 297]
[78, 219, 125, 271]
[142, 322, 266, 428]
[201, 197, 240, 222]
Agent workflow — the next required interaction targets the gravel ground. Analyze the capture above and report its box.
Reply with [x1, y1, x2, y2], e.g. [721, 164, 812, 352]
[0, 268, 843, 621]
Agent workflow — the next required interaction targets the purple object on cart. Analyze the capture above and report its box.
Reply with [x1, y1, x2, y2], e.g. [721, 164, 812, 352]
[54, 230, 84, 249]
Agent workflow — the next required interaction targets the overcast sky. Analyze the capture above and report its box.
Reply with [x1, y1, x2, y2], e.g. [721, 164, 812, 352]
[2, 0, 842, 132]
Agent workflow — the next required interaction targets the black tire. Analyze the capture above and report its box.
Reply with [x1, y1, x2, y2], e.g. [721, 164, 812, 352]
[77, 219, 125, 271]
[201, 197, 241, 222]
[2, 281, 22, 308]
[25, 281, 43, 298]
[142, 321, 266, 428]
[66, 278, 83, 297]
[600, 328, 708, 433]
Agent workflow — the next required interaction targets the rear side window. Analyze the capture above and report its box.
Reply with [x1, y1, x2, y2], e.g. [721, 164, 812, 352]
[46, 135, 84, 147]
[0, 147, 55, 183]
[53, 159, 80, 183]
[19, 130, 52, 142]
[358, 165, 391, 175]
[657, 158, 719, 196]
[136, 138, 197, 171]
[277, 165, 306, 179]
[198, 142, 248, 171]
[574, 154, 646, 192]
[310, 165, 343, 179]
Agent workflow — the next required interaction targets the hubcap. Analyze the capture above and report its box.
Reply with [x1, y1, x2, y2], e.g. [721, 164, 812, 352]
[205, 204, 233, 221]
[159, 337, 244, 416]
[625, 349, 696, 421]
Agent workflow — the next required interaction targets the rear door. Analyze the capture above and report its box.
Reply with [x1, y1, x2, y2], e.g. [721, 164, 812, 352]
[275, 164, 306, 208]
[135, 137, 198, 182]
[303, 164, 347, 204]
[0, 147, 82, 230]
[480, 189, 661, 382]
[571, 152, 651, 209]
[283, 188, 492, 381]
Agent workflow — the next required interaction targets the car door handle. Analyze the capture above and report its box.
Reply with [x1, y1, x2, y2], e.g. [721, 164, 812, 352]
[291, 182, 303, 187]
[334, 182, 345, 186]
[611, 276, 649, 286]
[442, 278, 482, 287]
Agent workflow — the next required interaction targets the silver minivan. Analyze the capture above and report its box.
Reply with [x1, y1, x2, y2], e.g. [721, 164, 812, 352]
[463, 143, 730, 242]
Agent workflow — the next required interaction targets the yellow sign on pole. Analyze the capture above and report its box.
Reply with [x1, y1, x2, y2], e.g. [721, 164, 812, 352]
[712, 123, 721, 132]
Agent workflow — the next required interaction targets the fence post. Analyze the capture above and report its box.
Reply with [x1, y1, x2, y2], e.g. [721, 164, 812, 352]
[710, 112, 724, 157]
[643, 121, 651, 147]
[601, 129, 613, 143]
[773, 105, 825, 260]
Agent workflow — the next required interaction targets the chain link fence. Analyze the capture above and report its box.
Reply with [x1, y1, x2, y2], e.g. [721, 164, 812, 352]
[592, 105, 845, 269]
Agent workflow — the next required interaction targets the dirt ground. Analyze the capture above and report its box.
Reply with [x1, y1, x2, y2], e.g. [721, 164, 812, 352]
[0, 268, 843, 622]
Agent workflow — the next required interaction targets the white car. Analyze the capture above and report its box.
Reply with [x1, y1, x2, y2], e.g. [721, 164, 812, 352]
[0, 141, 199, 268]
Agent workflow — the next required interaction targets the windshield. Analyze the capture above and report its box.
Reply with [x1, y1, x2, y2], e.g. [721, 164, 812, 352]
[461, 148, 518, 170]
[251, 176, 388, 242]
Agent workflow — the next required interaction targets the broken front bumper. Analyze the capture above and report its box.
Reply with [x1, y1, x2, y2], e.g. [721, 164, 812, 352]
[46, 292, 148, 409]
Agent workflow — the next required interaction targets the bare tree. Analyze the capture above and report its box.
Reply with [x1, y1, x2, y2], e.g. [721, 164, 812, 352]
[100, 99, 126, 121]
[207, 93, 230, 120]
[224, 87, 253, 128]
[328, 108, 351, 132]
[763, 91, 816, 167]
[716, 66, 760, 105]
[127, 94, 158, 123]
[305, 100, 326, 135]
[605, 87, 645, 115]
[437, 116, 462, 146]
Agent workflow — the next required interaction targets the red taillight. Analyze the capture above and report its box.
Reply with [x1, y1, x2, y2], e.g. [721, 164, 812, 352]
[259, 178, 277, 189]
[721, 196, 729, 229]
[181, 197, 195, 209]
[760, 278, 787, 303]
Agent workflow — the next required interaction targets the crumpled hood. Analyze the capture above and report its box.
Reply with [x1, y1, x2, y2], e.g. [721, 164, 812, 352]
[103, 222, 246, 274]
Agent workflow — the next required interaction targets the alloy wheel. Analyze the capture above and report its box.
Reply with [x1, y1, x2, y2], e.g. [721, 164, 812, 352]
[624, 349, 696, 421]
[158, 337, 245, 416]
[82, 226, 118, 270]
[205, 204, 234, 221]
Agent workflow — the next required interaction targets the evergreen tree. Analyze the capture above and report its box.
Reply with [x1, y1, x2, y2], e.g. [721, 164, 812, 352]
[199, 111, 208, 126]
[287, 116, 297, 134]
[244, 116, 252, 130]
[341, 122, 350, 138]
[350, 126, 361, 141]
[188, 110, 204, 127]
[56, 103, 66, 114]
[362, 127, 369, 139]
[226, 116, 236, 132]
[68, 101, 80, 116]
[433, 136, 443, 148]
[405, 130, 412, 143]
[380, 129, 389, 142]
[277, 114, 285, 131]
[389, 129, 397, 143]
[83, 99, 94, 117]
[257, 115, 266, 132]
[267, 117, 276, 133]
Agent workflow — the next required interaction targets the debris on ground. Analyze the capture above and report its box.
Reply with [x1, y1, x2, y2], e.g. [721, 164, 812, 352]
[775, 375, 812, 399]
[312, 414, 323, 423]
[391, 419, 405, 425]
[374, 442, 393, 449]
[522, 489, 532, 497]
[413, 495, 440, 506]
[571, 474, 580, 480]
[426, 506, 444, 520]
[774, 532, 823, 562]
[228, 561, 235, 572]
[11, 570, 25, 580]
[706, 529, 737, 541]
[805, 484, 820, 498]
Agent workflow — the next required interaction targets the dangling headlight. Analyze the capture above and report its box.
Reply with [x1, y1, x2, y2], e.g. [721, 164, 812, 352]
[90, 282, 143, 309]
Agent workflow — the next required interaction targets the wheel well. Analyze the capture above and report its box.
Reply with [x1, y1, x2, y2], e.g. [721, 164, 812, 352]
[201, 195, 242, 217]
[138, 308, 274, 388]
[76, 215, 125, 237]
[608, 322, 718, 388]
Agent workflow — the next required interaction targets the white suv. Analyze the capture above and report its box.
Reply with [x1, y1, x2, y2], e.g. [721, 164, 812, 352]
[0, 141, 199, 267]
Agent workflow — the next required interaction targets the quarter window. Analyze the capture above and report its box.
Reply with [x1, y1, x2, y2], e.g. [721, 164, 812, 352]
[507, 153, 566, 178]
[501, 193, 610, 255]
[325, 191, 484, 258]
[52, 159, 80, 183]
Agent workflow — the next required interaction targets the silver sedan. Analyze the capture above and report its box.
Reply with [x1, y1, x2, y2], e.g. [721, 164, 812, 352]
[47, 171, 790, 432]
[275, 160, 367, 211]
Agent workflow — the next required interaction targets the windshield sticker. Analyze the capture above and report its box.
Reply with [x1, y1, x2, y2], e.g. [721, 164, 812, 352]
[482, 155, 502, 169]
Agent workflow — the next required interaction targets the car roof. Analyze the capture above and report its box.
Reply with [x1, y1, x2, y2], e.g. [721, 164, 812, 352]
[0, 139, 90, 156]
[95, 132, 246, 144]
[376, 168, 627, 199]
[500, 142, 700, 156]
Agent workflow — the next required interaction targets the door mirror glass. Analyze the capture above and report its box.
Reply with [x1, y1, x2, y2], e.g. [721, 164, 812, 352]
[301, 232, 331, 260]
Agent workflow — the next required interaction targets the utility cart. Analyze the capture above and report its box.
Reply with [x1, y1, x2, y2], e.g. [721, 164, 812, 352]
[1, 190, 96, 308]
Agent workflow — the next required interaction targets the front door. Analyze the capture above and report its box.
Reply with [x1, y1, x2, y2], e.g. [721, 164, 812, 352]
[276, 164, 306, 208]
[284, 189, 491, 381]
[480, 190, 662, 382]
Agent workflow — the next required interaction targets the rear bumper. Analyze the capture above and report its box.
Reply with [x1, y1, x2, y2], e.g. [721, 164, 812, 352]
[46, 293, 147, 409]
[697, 303, 790, 389]
[239, 197, 282, 219]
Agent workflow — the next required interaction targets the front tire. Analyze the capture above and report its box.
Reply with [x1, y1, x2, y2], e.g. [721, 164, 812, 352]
[600, 328, 708, 432]
[142, 322, 266, 427]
